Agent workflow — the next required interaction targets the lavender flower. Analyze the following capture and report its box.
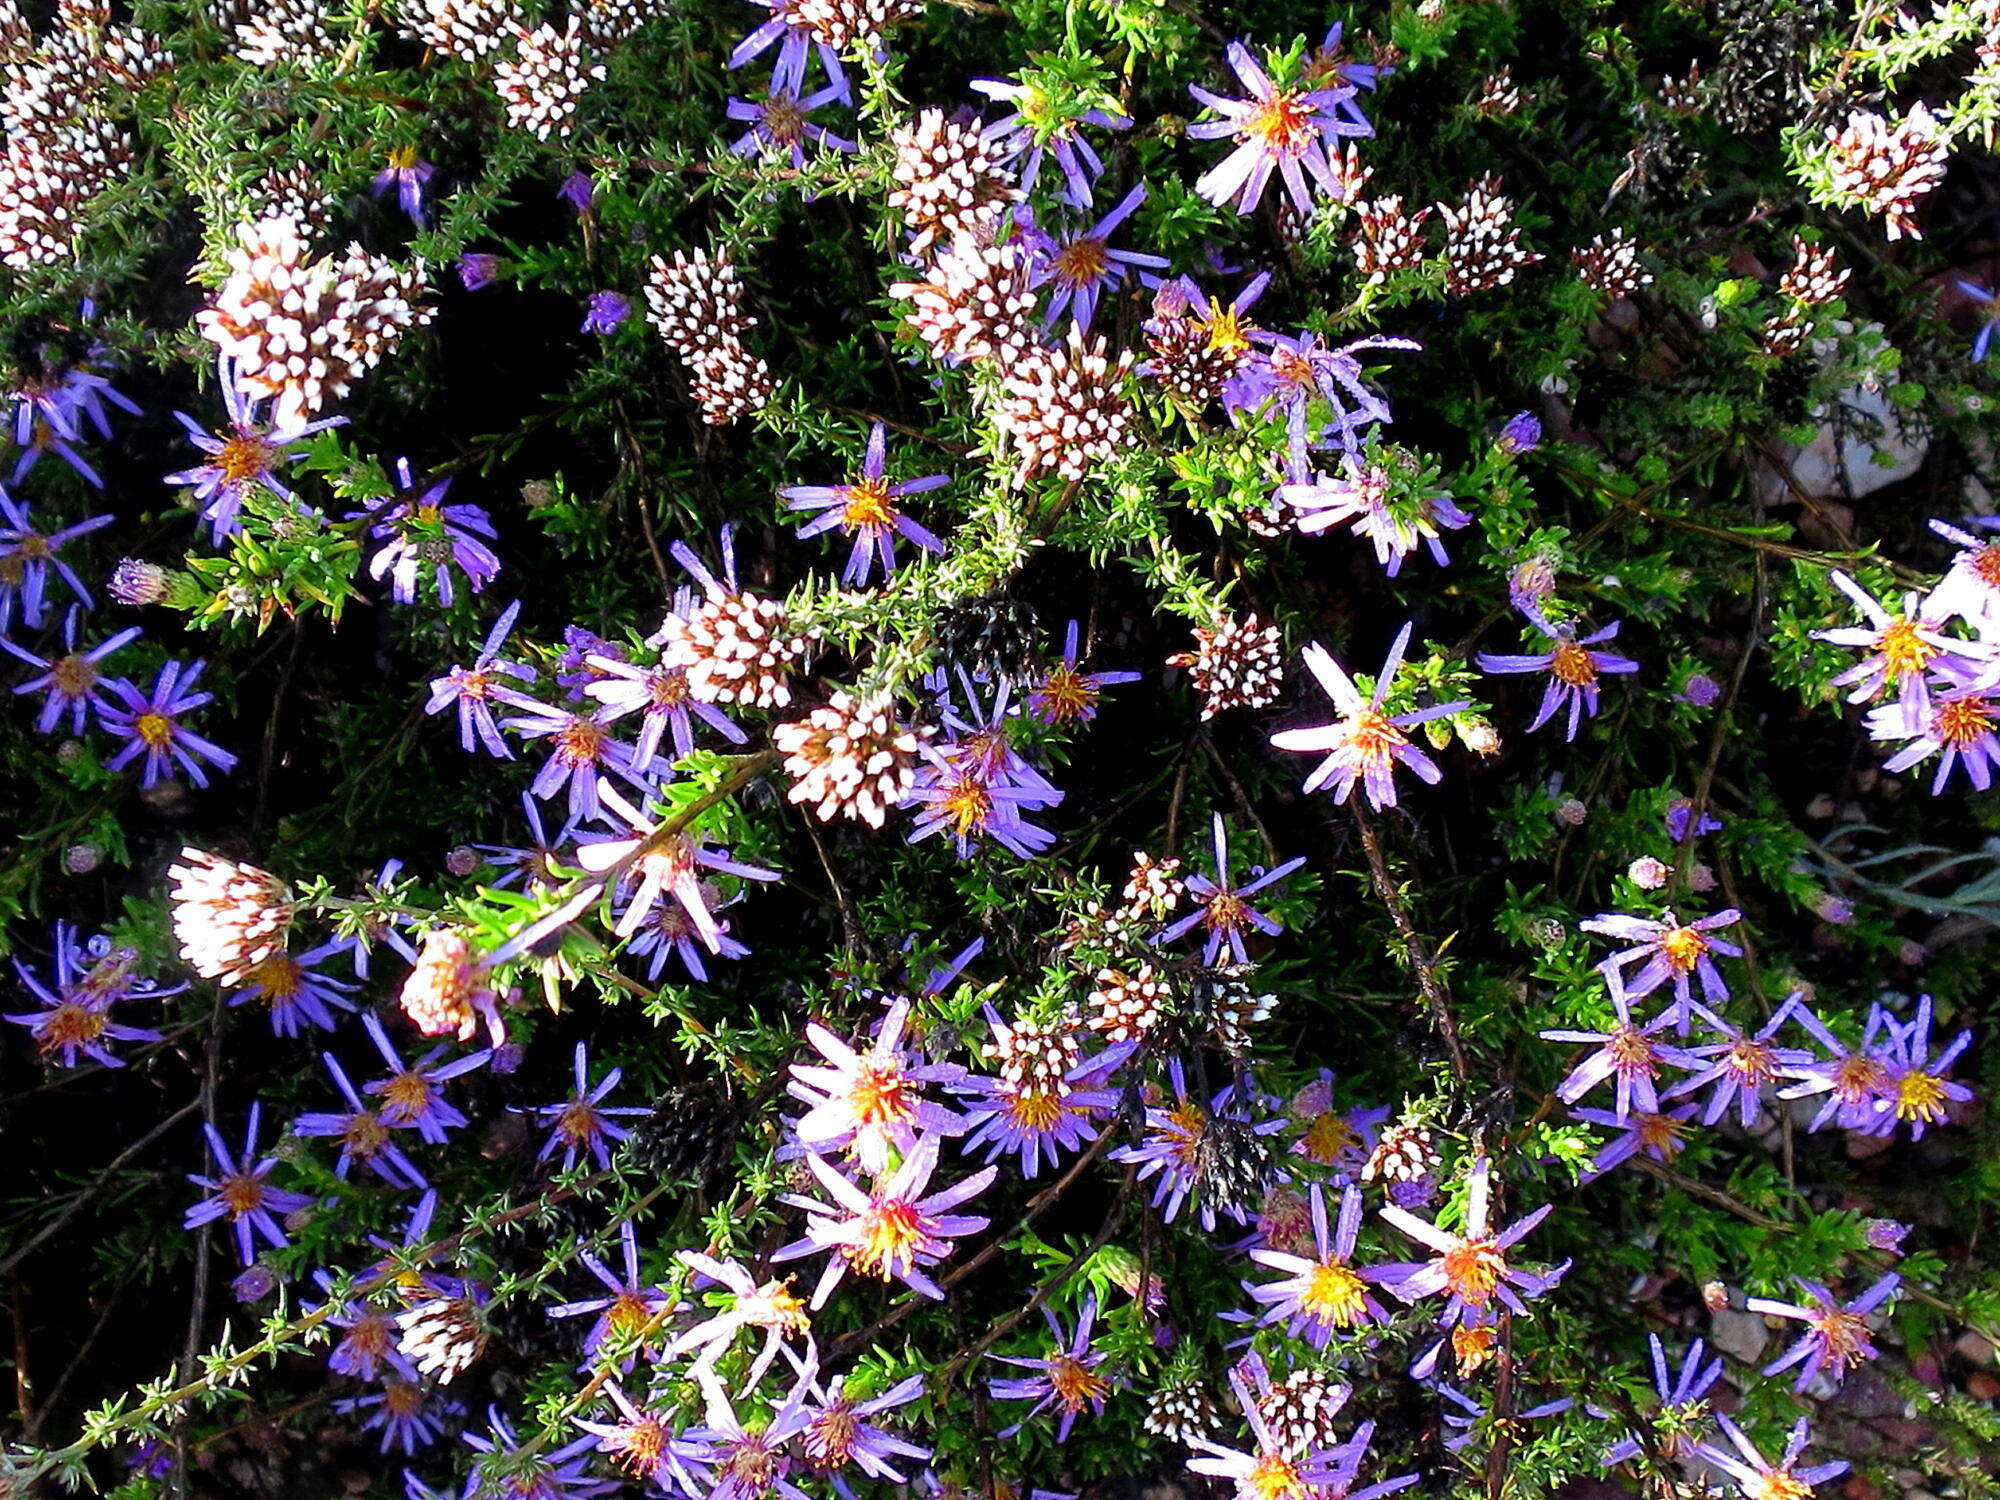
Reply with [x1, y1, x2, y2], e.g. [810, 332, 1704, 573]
[526, 1041, 649, 1171]
[1282, 457, 1469, 575]
[574, 783, 778, 944]
[788, 995, 966, 1173]
[164, 356, 345, 543]
[1188, 41, 1372, 216]
[1602, 1336, 1722, 1465]
[337, 1379, 453, 1454]
[781, 423, 948, 586]
[1375, 1160, 1567, 1328]
[1536, 980, 1696, 1120]
[1814, 570, 1979, 732]
[371, 147, 437, 225]
[1109, 1056, 1282, 1230]
[1185, 1369, 1346, 1500]
[425, 600, 540, 758]
[1496, 411, 1541, 454]
[461, 1407, 617, 1499]
[357, 1012, 486, 1143]
[795, 1368, 930, 1482]
[957, 1037, 1127, 1179]
[4, 929, 164, 1067]
[184, 1104, 315, 1264]
[1476, 612, 1639, 741]
[457, 253, 503, 291]
[1661, 1000, 1814, 1128]
[662, 1251, 812, 1385]
[1868, 677, 2000, 792]
[7, 364, 139, 487]
[771, 1134, 996, 1307]
[1748, 1274, 1899, 1390]
[1874, 994, 1974, 1138]
[1027, 620, 1140, 726]
[1958, 279, 1998, 362]
[1777, 1001, 1896, 1132]
[586, 626, 748, 774]
[1245, 1185, 1391, 1346]
[293, 1052, 427, 1188]
[989, 1295, 1112, 1441]
[1572, 1104, 1697, 1179]
[100, 659, 239, 788]
[557, 173, 595, 212]
[0, 491, 112, 629]
[1154, 814, 1306, 966]
[972, 76, 1128, 206]
[1579, 907, 1743, 1028]
[1226, 330, 1416, 476]
[227, 942, 358, 1036]
[726, 84, 857, 170]
[1692, 1416, 1847, 1500]
[574, 1383, 706, 1491]
[1025, 186, 1170, 332]
[1269, 624, 1468, 809]
[581, 292, 630, 334]
[358, 460, 502, 606]
[1923, 519, 2000, 631]
[501, 700, 639, 821]
[728, 0, 849, 102]
[0, 608, 139, 733]
[548, 1221, 674, 1361]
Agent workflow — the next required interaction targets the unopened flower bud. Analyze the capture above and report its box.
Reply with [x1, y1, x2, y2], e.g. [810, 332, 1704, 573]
[1556, 797, 1587, 826]
[1702, 1280, 1729, 1312]
[1461, 719, 1501, 756]
[232, 1265, 277, 1303]
[109, 559, 170, 606]
[1864, 1218, 1910, 1254]
[1627, 856, 1670, 889]
[63, 844, 101, 874]
[445, 845, 480, 877]
[1688, 863, 1717, 893]
[1812, 893, 1854, 924]
[1680, 673, 1720, 707]
[1897, 939, 1927, 967]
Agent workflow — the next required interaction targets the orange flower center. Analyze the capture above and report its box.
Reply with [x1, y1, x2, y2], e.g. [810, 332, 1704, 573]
[1634, 1111, 1688, 1157]
[553, 718, 607, 767]
[343, 1111, 391, 1158]
[50, 654, 97, 697]
[1052, 237, 1109, 288]
[849, 1057, 914, 1128]
[1300, 1259, 1369, 1327]
[606, 1292, 654, 1337]
[761, 93, 806, 146]
[648, 667, 691, 708]
[1810, 1305, 1875, 1368]
[13, 532, 48, 559]
[1343, 707, 1409, 769]
[1971, 542, 2000, 587]
[805, 1404, 859, 1468]
[607, 1416, 670, 1477]
[555, 1100, 602, 1146]
[1298, 1111, 1359, 1164]
[379, 1071, 433, 1120]
[1875, 617, 1936, 680]
[1204, 890, 1250, 933]
[1048, 1353, 1109, 1412]
[941, 775, 993, 835]
[1658, 925, 1707, 974]
[37, 1002, 106, 1054]
[849, 1198, 926, 1278]
[1164, 1102, 1209, 1164]
[1440, 1238, 1507, 1305]
[1831, 1052, 1887, 1104]
[1724, 1037, 1777, 1087]
[1605, 1024, 1658, 1077]
[1035, 665, 1096, 723]
[1243, 89, 1316, 159]
[1550, 640, 1597, 687]
[1452, 1324, 1498, 1374]
[381, 1381, 425, 1417]
[218, 1172, 267, 1218]
[217, 430, 276, 484]
[1269, 347, 1315, 394]
[1934, 693, 1996, 745]
[452, 667, 491, 701]
[1745, 1471, 1814, 1500]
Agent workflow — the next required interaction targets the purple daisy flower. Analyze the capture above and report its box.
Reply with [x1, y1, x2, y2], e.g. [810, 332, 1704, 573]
[462, 1406, 618, 1499]
[1225, 330, 1416, 477]
[574, 783, 779, 944]
[314, 1275, 418, 1383]
[781, 423, 948, 586]
[957, 1031, 1129, 1180]
[1748, 1274, 1899, 1391]
[0, 491, 113, 630]
[1868, 676, 2000, 792]
[1375, 1160, 1568, 1328]
[357, 1012, 486, 1143]
[1475, 611, 1639, 741]
[99, 658, 239, 788]
[4, 929, 164, 1068]
[1923, 519, 2000, 630]
[371, 147, 436, 225]
[1109, 1056, 1283, 1230]
[1578, 907, 1743, 1029]
[1873, 994, 1974, 1138]
[1282, 457, 1470, 576]
[1154, 813, 1306, 966]
[662, 1251, 813, 1387]
[573, 1382, 710, 1493]
[184, 1103, 315, 1265]
[1692, 1416, 1848, 1500]
[1024, 185, 1170, 332]
[1776, 1001, 1896, 1132]
[336, 1379, 455, 1455]
[726, 83, 857, 170]
[1661, 999, 1814, 1128]
[473, 791, 577, 893]
[526, 1041, 650, 1172]
[425, 600, 540, 759]
[1814, 570, 1981, 733]
[1269, 624, 1469, 809]
[227, 941, 358, 1037]
[586, 604, 749, 774]
[548, 1220, 675, 1361]
[971, 76, 1129, 207]
[1601, 1335, 1722, 1465]
[770, 1133, 996, 1307]
[1026, 619, 1140, 725]
[684, 1372, 818, 1500]
[293, 1052, 427, 1188]
[625, 890, 750, 981]
[1496, 411, 1541, 454]
[358, 460, 502, 607]
[1313, 1420, 1420, 1500]
[1245, 1184, 1392, 1347]
[1188, 40, 1372, 216]
[164, 356, 346, 544]
[1541, 983, 1702, 1120]
[0, 607, 140, 733]
[1186, 1369, 1347, 1500]
[8, 363, 140, 487]
[794, 1367, 930, 1482]
[989, 1295, 1112, 1441]
[1572, 1103, 1698, 1180]
[501, 699, 640, 821]
[787, 995, 967, 1174]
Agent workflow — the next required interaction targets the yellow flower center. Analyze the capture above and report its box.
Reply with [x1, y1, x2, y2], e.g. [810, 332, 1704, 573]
[1299, 1259, 1369, 1327]
[134, 711, 175, 748]
[1344, 707, 1409, 769]
[839, 477, 896, 532]
[1202, 298, 1253, 357]
[553, 718, 607, 766]
[217, 430, 275, 485]
[248, 952, 304, 1001]
[1875, 617, 1936, 680]
[1164, 1102, 1209, 1164]
[606, 1415, 670, 1477]
[1035, 665, 1096, 723]
[743, 1279, 810, 1334]
[13, 532, 48, 559]
[941, 775, 993, 835]
[218, 1172, 267, 1217]
[380, 1071, 433, 1121]
[849, 1198, 926, 1278]
[1745, 1471, 1814, 1500]
[1894, 1068, 1948, 1123]
[1244, 1451, 1308, 1500]
[1452, 1324, 1497, 1374]
[848, 1057, 914, 1128]
[1007, 1089, 1066, 1131]
[1550, 640, 1597, 687]
[606, 1292, 654, 1337]
[343, 1111, 391, 1158]
[1658, 925, 1707, 974]
[1298, 1111, 1359, 1165]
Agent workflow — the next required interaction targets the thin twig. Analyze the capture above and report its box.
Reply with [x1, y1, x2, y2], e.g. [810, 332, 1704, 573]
[1351, 802, 1470, 1083]
[0, 1102, 201, 1278]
